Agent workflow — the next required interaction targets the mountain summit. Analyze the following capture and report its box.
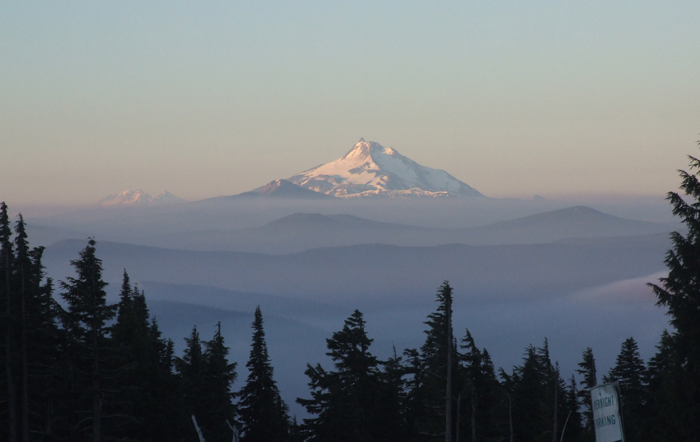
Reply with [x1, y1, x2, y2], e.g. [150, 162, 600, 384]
[287, 139, 483, 198]
[100, 190, 185, 207]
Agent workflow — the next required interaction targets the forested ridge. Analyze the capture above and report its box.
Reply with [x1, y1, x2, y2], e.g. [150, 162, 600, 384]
[2, 152, 700, 441]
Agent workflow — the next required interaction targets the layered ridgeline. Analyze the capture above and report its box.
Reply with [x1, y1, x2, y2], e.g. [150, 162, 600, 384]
[140, 206, 672, 254]
[247, 139, 484, 198]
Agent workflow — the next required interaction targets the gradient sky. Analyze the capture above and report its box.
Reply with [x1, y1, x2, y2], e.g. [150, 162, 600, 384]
[2, 1, 699, 205]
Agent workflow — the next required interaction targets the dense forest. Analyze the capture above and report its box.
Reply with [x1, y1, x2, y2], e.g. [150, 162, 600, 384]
[2, 154, 700, 442]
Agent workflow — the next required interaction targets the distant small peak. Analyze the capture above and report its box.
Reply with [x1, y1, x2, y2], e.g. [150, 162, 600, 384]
[359, 137, 365, 142]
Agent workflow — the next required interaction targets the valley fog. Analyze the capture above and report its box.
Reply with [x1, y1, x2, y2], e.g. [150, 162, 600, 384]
[22, 195, 675, 418]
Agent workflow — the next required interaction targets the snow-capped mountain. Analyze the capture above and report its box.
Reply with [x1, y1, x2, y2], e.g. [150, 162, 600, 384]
[100, 190, 185, 207]
[287, 139, 483, 198]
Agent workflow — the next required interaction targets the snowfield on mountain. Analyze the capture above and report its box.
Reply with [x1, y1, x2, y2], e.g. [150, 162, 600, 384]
[287, 139, 484, 198]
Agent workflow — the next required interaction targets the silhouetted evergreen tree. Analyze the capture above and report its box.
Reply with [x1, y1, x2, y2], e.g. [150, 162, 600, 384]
[644, 330, 685, 442]
[298, 310, 400, 442]
[539, 342, 576, 442]
[459, 330, 500, 442]
[57, 238, 118, 442]
[604, 338, 647, 442]
[238, 306, 289, 442]
[145, 320, 184, 442]
[110, 271, 183, 441]
[0, 202, 18, 442]
[176, 326, 208, 440]
[0, 209, 64, 440]
[202, 322, 238, 441]
[501, 339, 568, 442]
[575, 347, 597, 441]
[12, 215, 58, 441]
[562, 374, 583, 442]
[410, 282, 461, 442]
[104, 271, 142, 439]
[288, 416, 305, 442]
[177, 323, 237, 442]
[402, 347, 426, 442]
[13, 216, 29, 442]
[648, 148, 700, 439]
[377, 346, 410, 442]
[550, 363, 580, 442]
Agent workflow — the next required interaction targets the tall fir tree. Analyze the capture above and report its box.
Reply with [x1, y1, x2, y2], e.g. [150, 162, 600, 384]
[0, 202, 18, 442]
[237, 306, 289, 442]
[575, 347, 597, 442]
[177, 323, 238, 442]
[402, 347, 426, 442]
[604, 337, 648, 442]
[500, 339, 569, 442]
[648, 147, 700, 439]
[297, 310, 400, 442]
[563, 375, 583, 442]
[459, 330, 501, 442]
[0, 209, 57, 441]
[643, 330, 687, 442]
[411, 282, 462, 442]
[551, 363, 581, 442]
[111, 271, 183, 441]
[13, 215, 58, 441]
[177, 326, 208, 440]
[58, 238, 118, 442]
[145, 319, 184, 442]
[202, 322, 238, 442]
[13, 215, 29, 442]
[377, 346, 410, 442]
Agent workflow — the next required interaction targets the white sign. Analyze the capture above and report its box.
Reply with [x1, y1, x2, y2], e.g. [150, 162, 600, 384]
[591, 383, 624, 442]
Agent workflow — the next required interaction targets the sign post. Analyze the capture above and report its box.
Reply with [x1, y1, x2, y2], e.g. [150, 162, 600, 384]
[590, 382, 624, 442]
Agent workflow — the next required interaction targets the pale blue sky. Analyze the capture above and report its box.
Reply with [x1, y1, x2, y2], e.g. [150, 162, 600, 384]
[2, 1, 699, 204]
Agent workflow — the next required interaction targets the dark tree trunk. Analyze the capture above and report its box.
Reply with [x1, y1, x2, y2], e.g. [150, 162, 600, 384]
[92, 267, 101, 442]
[5, 246, 18, 442]
[93, 373, 101, 442]
[20, 258, 29, 442]
[471, 389, 476, 442]
[506, 392, 513, 442]
[445, 292, 452, 442]
[552, 374, 558, 442]
[456, 393, 460, 442]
